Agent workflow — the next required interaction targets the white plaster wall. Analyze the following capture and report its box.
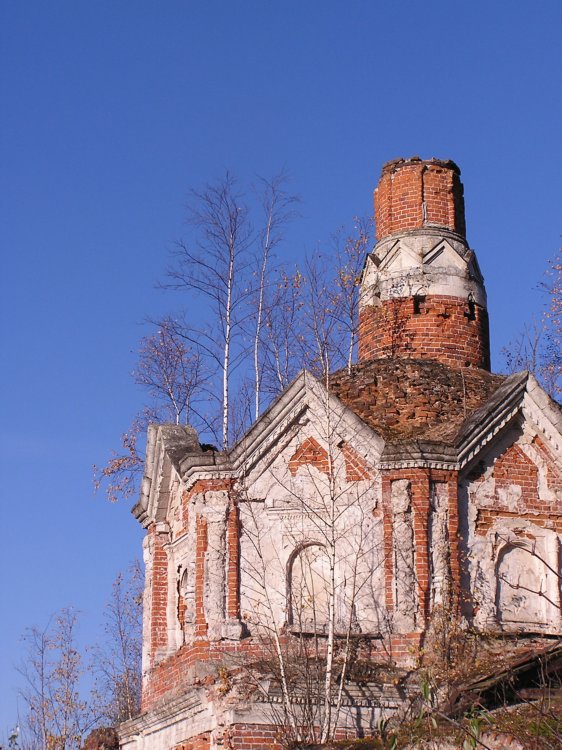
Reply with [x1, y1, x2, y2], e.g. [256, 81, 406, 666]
[462, 426, 562, 634]
[239, 412, 385, 636]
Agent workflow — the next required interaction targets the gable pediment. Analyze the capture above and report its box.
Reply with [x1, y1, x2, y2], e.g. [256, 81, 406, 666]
[423, 239, 466, 271]
[230, 371, 385, 494]
[457, 372, 562, 471]
[133, 424, 201, 527]
[376, 239, 421, 274]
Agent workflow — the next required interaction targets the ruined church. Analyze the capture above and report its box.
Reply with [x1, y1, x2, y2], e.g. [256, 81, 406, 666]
[120, 158, 562, 750]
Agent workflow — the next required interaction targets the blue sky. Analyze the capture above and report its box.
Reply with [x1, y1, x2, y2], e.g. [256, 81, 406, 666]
[0, 0, 560, 733]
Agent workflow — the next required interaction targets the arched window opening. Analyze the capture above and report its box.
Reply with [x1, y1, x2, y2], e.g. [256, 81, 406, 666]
[495, 544, 548, 627]
[178, 568, 188, 624]
[289, 544, 331, 632]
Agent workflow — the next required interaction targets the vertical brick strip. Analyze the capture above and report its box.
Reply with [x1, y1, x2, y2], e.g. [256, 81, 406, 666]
[446, 471, 461, 601]
[411, 470, 431, 621]
[381, 472, 395, 610]
[226, 502, 240, 619]
[195, 515, 208, 637]
[150, 524, 169, 656]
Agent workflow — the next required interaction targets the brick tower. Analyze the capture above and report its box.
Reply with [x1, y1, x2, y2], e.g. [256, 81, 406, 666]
[120, 158, 562, 750]
[359, 157, 490, 370]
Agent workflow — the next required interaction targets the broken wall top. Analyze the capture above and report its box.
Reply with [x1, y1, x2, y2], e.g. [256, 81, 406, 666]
[329, 358, 505, 443]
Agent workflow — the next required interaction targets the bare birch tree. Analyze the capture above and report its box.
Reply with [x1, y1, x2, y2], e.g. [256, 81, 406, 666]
[296, 218, 371, 383]
[163, 172, 253, 449]
[18, 610, 97, 750]
[332, 217, 373, 373]
[90, 563, 143, 724]
[133, 318, 206, 426]
[96, 168, 368, 504]
[261, 267, 307, 396]
[250, 174, 299, 421]
[94, 316, 214, 502]
[238, 379, 383, 745]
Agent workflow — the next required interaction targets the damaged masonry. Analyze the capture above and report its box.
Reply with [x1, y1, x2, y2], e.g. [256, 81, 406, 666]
[118, 158, 562, 750]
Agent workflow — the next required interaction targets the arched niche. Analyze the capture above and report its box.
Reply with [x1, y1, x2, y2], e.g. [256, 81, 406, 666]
[288, 543, 331, 632]
[177, 569, 188, 630]
[495, 541, 549, 628]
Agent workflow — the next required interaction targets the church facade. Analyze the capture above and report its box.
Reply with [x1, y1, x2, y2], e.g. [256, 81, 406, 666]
[119, 158, 562, 750]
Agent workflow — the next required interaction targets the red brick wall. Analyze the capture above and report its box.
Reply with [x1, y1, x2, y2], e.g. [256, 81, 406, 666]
[226, 724, 282, 750]
[382, 469, 461, 622]
[358, 296, 490, 370]
[374, 158, 465, 241]
[226, 722, 365, 749]
[473, 442, 562, 536]
[226, 502, 240, 620]
[149, 524, 169, 659]
[174, 731, 210, 750]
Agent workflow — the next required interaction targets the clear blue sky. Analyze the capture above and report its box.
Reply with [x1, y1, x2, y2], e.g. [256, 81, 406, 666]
[0, 0, 560, 733]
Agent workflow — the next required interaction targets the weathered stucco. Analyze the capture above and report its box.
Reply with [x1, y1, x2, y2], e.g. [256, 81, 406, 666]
[120, 158, 562, 750]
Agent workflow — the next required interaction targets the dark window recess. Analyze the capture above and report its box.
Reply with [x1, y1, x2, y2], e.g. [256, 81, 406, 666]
[464, 295, 476, 321]
[413, 295, 426, 315]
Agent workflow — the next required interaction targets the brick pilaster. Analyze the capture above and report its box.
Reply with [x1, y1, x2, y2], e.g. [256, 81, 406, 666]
[149, 523, 169, 658]
[195, 514, 208, 637]
[226, 501, 240, 620]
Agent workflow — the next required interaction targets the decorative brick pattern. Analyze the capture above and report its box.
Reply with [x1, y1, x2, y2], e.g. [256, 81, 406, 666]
[358, 296, 490, 370]
[494, 444, 539, 504]
[288, 436, 330, 476]
[533, 434, 562, 494]
[340, 441, 373, 481]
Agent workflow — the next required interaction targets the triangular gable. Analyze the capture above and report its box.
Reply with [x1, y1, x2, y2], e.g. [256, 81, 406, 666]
[423, 238, 467, 271]
[134, 371, 387, 518]
[456, 372, 562, 470]
[376, 239, 420, 273]
[227, 370, 385, 485]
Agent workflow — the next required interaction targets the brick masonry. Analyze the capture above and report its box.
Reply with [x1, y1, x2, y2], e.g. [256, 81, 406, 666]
[374, 157, 465, 241]
[472, 440, 562, 536]
[122, 158, 562, 750]
[358, 295, 490, 369]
